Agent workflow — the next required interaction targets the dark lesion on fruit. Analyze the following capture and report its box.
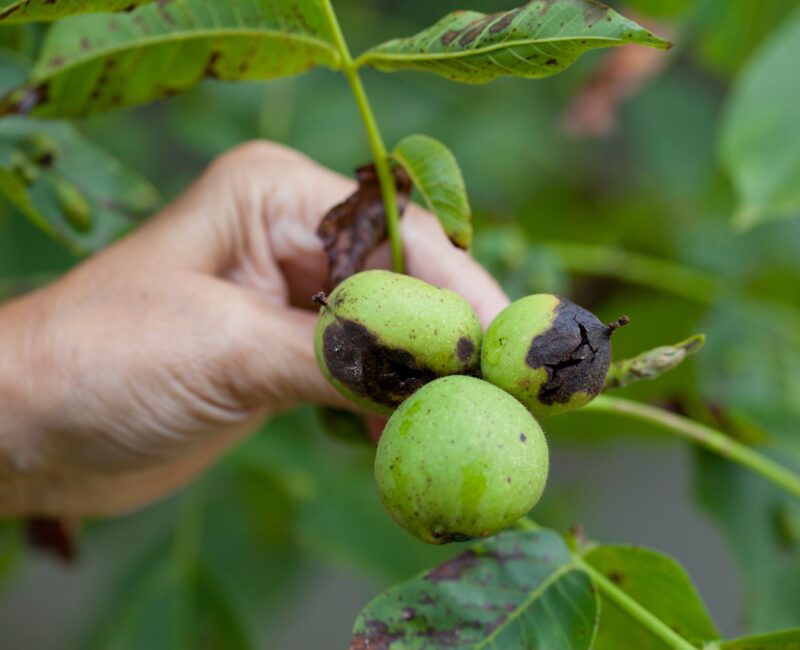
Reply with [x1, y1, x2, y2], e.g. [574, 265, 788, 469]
[323, 318, 439, 407]
[456, 336, 475, 362]
[526, 299, 621, 405]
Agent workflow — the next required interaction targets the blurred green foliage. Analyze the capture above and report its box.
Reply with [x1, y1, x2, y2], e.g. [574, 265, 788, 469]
[1, 0, 800, 647]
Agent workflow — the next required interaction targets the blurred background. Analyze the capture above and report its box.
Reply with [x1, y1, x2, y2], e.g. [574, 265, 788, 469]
[2, 0, 800, 647]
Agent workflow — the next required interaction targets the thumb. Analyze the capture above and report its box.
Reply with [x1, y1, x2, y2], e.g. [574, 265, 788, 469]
[225, 297, 353, 412]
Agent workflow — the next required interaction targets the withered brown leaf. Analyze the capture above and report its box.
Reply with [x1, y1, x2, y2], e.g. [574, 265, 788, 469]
[317, 163, 412, 290]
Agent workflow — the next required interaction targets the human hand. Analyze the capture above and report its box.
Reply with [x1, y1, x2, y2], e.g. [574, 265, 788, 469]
[0, 142, 508, 517]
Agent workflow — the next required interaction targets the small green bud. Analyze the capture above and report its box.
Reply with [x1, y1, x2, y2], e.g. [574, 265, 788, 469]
[314, 270, 483, 415]
[53, 178, 92, 232]
[375, 376, 549, 544]
[9, 149, 39, 185]
[482, 294, 627, 418]
[20, 133, 61, 167]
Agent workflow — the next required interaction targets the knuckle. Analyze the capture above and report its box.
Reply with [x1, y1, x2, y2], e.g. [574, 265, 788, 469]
[210, 140, 307, 176]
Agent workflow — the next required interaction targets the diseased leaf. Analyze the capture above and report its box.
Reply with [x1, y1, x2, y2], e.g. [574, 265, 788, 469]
[604, 334, 705, 390]
[718, 629, 800, 649]
[391, 134, 471, 249]
[0, 0, 340, 117]
[0, 117, 160, 253]
[317, 163, 411, 290]
[350, 529, 598, 650]
[585, 545, 719, 649]
[357, 0, 670, 84]
[720, 8, 800, 229]
[0, 0, 154, 24]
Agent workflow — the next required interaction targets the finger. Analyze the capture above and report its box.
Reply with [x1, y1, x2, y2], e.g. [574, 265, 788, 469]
[402, 206, 510, 328]
[225, 296, 354, 411]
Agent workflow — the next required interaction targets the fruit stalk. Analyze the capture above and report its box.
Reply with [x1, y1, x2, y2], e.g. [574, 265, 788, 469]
[321, 0, 405, 273]
[584, 395, 800, 501]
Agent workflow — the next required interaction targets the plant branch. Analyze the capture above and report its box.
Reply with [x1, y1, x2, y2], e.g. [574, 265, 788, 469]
[573, 556, 697, 650]
[321, 0, 404, 273]
[584, 396, 800, 501]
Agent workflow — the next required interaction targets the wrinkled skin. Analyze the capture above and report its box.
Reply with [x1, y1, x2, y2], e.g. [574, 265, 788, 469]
[481, 294, 615, 418]
[315, 270, 483, 414]
[375, 376, 549, 544]
[0, 142, 509, 517]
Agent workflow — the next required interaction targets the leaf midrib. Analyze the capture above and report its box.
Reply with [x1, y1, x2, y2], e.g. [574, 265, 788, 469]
[358, 34, 653, 67]
[474, 561, 579, 649]
[32, 27, 340, 81]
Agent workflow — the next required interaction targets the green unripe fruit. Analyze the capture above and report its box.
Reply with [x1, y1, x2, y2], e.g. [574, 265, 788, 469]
[482, 294, 627, 418]
[314, 270, 482, 415]
[375, 375, 549, 544]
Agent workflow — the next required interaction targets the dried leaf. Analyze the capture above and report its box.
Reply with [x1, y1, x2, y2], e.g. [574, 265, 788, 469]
[317, 163, 411, 289]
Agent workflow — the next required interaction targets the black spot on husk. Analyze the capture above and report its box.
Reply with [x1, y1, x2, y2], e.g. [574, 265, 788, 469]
[456, 336, 475, 361]
[526, 298, 613, 405]
[323, 318, 438, 408]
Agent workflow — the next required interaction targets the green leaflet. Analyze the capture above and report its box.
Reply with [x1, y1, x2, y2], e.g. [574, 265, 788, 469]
[717, 629, 800, 649]
[357, 0, 670, 84]
[719, 7, 800, 229]
[0, 0, 154, 24]
[0, 118, 160, 253]
[391, 134, 472, 249]
[0, 0, 340, 117]
[585, 546, 720, 649]
[351, 529, 598, 650]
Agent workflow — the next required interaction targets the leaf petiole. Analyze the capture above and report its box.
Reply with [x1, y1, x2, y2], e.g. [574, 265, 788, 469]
[320, 0, 404, 273]
[572, 556, 697, 650]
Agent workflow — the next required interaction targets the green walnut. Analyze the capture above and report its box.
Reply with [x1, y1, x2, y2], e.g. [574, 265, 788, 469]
[375, 375, 549, 544]
[314, 270, 482, 415]
[482, 294, 628, 418]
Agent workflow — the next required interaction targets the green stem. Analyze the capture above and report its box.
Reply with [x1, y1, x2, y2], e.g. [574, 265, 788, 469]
[573, 556, 697, 650]
[321, 0, 404, 273]
[584, 395, 800, 501]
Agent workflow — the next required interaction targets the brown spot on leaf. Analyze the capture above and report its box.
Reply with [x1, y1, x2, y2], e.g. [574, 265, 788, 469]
[608, 570, 625, 585]
[458, 15, 494, 47]
[426, 549, 480, 582]
[322, 318, 438, 408]
[317, 163, 411, 290]
[350, 621, 403, 650]
[584, 0, 610, 26]
[489, 8, 522, 34]
[204, 50, 223, 78]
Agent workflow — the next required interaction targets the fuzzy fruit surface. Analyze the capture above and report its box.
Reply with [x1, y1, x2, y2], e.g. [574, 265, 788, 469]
[375, 375, 549, 544]
[482, 294, 613, 418]
[314, 270, 483, 415]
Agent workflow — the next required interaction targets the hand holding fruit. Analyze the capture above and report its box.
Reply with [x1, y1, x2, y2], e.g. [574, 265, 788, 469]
[0, 142, 507, 517]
